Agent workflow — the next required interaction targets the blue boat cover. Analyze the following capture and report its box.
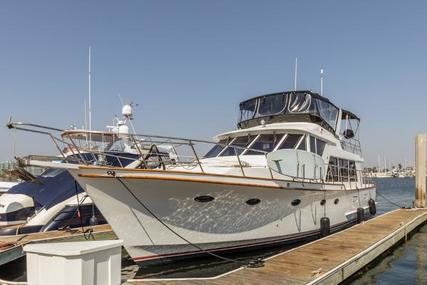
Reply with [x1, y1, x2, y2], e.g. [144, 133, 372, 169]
[7, 168, 84, 210]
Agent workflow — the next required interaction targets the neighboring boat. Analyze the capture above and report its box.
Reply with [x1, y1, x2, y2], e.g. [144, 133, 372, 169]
[0, 192, 106, 236]
[2, 104, 174, 235]
[10, 90, 376, 265]
[0, 181, 18, 196]
[0, 129, 139, 228]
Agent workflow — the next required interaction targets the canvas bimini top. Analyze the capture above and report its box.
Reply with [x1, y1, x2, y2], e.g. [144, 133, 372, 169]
[238, 90, 358, 134]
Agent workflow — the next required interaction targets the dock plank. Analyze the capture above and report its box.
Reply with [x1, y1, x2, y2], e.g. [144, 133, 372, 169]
[125, 208, 427, 285]
[0, 224, 114, 266]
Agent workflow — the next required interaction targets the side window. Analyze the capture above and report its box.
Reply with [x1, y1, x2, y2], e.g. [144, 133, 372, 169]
[310, 136, 316, 153]
[326, 157, 339, 182]
[204, 139, 228, 158]
[316, 139, 326, 156]
[349, 160, 357, 181]
[339, 159, 349, 182]
[246, 134, 283, 155]
[219, 136, 256, 156]
[297, 135, 306, 150]
[278, 134, 303, 149]
[309, 135, 326, 156]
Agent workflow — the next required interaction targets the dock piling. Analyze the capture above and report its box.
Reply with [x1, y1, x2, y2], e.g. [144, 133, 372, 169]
[415, 134, 426, 208]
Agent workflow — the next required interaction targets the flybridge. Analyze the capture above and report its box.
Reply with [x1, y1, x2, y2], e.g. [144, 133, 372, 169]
[238, 90, 356, 134]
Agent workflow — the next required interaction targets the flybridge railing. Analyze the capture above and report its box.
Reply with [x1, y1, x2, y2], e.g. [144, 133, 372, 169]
[7, 121, 270, 178]
[7, 121, 373, 188]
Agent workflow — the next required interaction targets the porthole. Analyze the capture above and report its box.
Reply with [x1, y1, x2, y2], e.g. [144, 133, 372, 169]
[194, 195, 215, 203]
[320, 199, 326, 206]
[334, 198, 339, 205]
[291, 199, 301, 206]
[246, 198, 261, 206]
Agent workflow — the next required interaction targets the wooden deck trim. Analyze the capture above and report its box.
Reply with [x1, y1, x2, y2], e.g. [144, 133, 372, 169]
[78, 173, 375, 192]
[78, 164, 356, 188]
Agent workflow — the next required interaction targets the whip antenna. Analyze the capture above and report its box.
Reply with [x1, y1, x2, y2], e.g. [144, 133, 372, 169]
[294, 57, 298, 91]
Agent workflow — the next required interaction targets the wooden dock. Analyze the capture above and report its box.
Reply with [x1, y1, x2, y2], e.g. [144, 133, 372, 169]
[0, 224, 114, 267]
[126, 208, 427, 285]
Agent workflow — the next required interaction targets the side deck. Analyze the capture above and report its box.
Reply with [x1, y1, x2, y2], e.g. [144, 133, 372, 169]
[126, 208, 427, 285]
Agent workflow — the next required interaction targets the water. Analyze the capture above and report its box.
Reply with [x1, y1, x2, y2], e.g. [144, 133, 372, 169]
[348, 177, 427, 285]
[1, 177, 427, 283]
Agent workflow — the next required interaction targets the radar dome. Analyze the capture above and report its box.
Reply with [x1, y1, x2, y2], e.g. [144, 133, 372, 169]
[118, 125, 129, 137]
[122, 104, 132, 117]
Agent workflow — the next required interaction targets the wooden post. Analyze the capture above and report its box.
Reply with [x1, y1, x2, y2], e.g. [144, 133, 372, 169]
[415, 134, 426, 208]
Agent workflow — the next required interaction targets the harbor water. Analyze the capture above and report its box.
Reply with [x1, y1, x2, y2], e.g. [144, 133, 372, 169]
[349, 177, 427, 285]
[1, 178, 426, 284]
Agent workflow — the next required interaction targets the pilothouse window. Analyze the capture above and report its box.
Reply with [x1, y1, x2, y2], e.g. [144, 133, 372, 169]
[309, 136, 326, 156]
[278, 134, 303, 149]
[204, 139, 228, 158]
[219, 136, 256, 156]
[245, 134, 282, 155]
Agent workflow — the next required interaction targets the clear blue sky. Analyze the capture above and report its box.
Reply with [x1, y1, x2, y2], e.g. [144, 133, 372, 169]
[1, 0, 426, 167]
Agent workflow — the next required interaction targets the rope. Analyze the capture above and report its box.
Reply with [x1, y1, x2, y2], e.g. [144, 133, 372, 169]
[74, 181, 95, 240]
[114, 176, 263, 267]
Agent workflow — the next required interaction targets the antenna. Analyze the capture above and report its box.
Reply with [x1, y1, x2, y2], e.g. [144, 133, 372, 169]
[118, 94, 125, 106]
[294, 57, 298, 91]
[320, 68, 324, 96]
[84, 99, 88, 145]
[88, 46, 92, 146]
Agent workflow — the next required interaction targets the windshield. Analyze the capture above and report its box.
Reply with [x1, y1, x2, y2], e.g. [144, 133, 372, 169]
[204, 139, 228, 158]
[219, 136, 256, 156]
[246, 134, 283, 155]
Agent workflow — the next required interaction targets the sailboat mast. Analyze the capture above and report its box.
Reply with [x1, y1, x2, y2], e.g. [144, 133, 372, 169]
[88, 46, 92, 145]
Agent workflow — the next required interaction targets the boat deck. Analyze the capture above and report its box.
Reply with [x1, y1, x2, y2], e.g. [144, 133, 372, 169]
[125, 208, 427, 285]
[0, 224, 114, 267]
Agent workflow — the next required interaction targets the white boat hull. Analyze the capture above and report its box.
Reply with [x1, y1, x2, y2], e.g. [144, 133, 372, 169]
[70, 167, 376, 264]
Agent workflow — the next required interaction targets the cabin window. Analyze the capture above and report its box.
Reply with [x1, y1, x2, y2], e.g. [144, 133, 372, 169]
[310, 136, 316, 153]
[278, 134, 303, 149]
[297, 137, 306, 150]
[316, 140, 326, 156]
[349, 161, 357, 181]
[339, 159, 349, 181]
[326, 157, 358, 182]
[245, 134, 282, 155]
[309, 136, 326, 156]
[326, 157, 339, 182]
[219, 136, 256, 156]
[204, 139, 228, 158]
